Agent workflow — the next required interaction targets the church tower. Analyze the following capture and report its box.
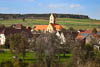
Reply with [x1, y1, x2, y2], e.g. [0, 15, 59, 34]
[49, 13, 56, 24]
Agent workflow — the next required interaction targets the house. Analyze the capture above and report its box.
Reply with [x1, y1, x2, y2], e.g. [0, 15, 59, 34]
[34, 14, 63, 33]
[0, 28, 6, 45]
[76, 30, 100, 45]
[94, 45, 100, 50]
[56, 31, 66, 44]
[0, 26, 33, 46]
[11, 24, 23, 29]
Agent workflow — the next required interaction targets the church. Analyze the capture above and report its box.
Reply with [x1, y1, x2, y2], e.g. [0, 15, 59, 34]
[34, 14, 63, 33]
[33, 14, 66, 44]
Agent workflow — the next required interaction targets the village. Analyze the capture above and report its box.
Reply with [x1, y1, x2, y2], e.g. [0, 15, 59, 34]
[0, 14, 100, 49]
[0, 14, 100, 67]
[0, 0, 100, 66]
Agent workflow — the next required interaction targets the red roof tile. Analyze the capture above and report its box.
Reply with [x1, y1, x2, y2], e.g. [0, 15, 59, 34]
[76, 30, 98, 40]
[34, 25, 48, 31]
[34, 24, 63, 31]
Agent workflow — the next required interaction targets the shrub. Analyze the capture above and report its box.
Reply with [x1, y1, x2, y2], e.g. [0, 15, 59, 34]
[0, 61, 13, 67]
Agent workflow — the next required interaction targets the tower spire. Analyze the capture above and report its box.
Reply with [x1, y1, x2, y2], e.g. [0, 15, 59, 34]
[49, 13, 56, 24]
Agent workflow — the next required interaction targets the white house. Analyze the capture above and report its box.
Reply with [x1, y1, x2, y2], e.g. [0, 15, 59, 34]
[56, 31, 66, 44]
[0, 33, 6, 45]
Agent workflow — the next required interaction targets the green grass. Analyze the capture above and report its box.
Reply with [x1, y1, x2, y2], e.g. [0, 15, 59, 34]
[57, 54, 72, 62]
[0, 18, 100, 30]
[57, 18, 91, 22]
[0, 50, 72, 63]
[0, 50, 38, 63]
[0, 51, 13, 62]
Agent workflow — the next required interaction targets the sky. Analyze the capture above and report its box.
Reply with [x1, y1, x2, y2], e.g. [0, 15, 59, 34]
[0, 0, 100, 19]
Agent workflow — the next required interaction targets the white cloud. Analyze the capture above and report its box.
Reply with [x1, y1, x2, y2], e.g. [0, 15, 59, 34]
[69, 4, 81, 9]
[47, 4, 82, 9]
[48, 4, 66, 9]
[0, 7, 9, 10]
[45, 3, 84, 15]
[24, 0, 35, 2]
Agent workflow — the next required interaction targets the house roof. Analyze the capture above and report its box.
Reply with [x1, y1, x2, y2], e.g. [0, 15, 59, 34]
[97, 32, 100, 35]
[12, 24, 22, 29]
[84, 30, 92, 34]
[76, 32, 90, 40]
[34, 24, 63, 31]
[4, 27, 33, 38]
[76, 30, 99, 40]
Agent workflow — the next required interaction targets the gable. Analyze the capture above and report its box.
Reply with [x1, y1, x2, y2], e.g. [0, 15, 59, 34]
[47, 24, 55, 32]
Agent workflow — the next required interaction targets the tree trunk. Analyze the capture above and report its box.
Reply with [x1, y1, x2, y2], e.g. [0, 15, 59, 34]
[63, 52, 66, 57]
[58, 53, 60, 61]
[46, 57, 51, 67]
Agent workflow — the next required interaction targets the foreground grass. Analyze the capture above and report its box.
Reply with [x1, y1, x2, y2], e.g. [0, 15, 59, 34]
[0, 50, 38, 63]
[0, 50, 72, 63]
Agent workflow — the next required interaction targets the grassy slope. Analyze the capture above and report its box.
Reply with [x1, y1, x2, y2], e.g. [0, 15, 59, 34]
[0, 18, 100, 30]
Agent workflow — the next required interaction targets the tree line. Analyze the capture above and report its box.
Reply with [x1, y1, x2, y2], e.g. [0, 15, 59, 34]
[0, 14, 89, 20]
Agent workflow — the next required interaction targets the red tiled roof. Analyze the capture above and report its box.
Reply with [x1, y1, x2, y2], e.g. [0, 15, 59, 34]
[34, 25, 48, 31]
[34, 24, 63, 31]
[93, 34, 98, 38]
[76, 35, 84, 40]
[84, 30, 92, 34]
[51, 24, 63, 30]
[13, 24, 22, 29]
[76, 30, 98, 40]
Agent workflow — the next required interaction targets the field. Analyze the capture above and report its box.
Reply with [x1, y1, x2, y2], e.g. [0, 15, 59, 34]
[0, 50, 72, 63]
[0, 18, 100, 30]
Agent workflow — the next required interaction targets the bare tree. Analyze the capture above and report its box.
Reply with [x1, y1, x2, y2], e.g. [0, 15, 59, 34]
[71, 40, 95, 67]
[59, 31, 76, 57]
[32, 33, 60, 67]
[9, 33, 29, 61]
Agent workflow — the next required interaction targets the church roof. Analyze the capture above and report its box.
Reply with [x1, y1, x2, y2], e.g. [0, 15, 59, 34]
[51, 24, 63, 30]
[34, 24, 63, 31]
[34, 14, 63, 32]
[34, 25, 48, 31]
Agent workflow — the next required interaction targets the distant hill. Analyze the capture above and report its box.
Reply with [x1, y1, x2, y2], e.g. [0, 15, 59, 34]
[0, 14, 89, 20]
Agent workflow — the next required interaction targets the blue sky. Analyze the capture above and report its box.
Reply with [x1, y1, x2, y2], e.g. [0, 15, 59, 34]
[0, 0, 100, 19]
